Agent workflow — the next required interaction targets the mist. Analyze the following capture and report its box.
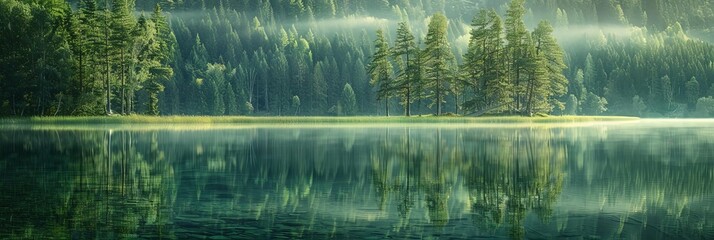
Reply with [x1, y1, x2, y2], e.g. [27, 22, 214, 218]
[553, 25, 647, 44]
[309, 16, 393, 31]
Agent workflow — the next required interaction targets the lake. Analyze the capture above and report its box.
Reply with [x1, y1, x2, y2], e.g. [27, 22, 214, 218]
[1, 120, 713, 239]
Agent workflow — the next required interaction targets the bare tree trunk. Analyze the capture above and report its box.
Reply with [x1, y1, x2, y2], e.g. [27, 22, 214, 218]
[54, 93, 63, 116]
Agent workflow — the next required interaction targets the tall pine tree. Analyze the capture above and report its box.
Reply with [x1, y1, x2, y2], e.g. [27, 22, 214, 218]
[391, 22, 419, 116]
[368, 29, 393, 116]
[423, 13, 454, 116]
[463, 9, 510, 114]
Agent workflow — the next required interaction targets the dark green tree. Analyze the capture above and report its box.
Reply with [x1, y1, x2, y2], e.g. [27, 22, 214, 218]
[685, 77, 700, 111]
[110, 0, 137, 114]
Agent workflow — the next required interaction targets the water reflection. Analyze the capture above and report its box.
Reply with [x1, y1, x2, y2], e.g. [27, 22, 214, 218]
[1, 122, 713, 239]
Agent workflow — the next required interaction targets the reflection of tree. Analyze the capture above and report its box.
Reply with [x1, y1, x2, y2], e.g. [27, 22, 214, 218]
[571, 126, 714, 238]
[394, 129, 417, 222]
[3, 124, 714, 239]
[460, 128, 566, 239]
[0, 129, 176, 238]
[367, 127, 565, 235]
[421, 128, 452, 227]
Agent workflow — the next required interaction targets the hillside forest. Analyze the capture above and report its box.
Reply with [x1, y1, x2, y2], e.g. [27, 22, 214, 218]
[3, 0, 714, 117]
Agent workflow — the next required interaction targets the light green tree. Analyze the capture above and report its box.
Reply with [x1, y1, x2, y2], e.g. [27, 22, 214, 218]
[463, 9, 510, 114]
[340, 83, 357, 116]
[392, 22, 420, 116]
[368, 29, 394, 116]
[505, 0, 530, 113]
[532, 20, 568, 114]
[423, 13, 454, 115]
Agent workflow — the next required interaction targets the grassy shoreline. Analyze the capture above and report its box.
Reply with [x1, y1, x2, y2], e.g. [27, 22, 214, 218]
[0, 115, 639, 125]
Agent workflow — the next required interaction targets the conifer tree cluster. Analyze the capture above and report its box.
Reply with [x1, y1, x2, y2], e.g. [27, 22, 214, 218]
[3, 0, 714, 117]
[0, 0, 173, 116]
[369, 0, 567, 116]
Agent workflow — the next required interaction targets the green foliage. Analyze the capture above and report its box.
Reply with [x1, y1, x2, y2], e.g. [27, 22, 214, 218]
[6, 0, 714, 118]
[292, 95, 301, 116]
[368, 29, 394, 116]
[422, 13, 454, 115]
[564, 94, 578, 115]
[685, 77, 700, 110]
[565, 26, 714, 117]
[582, 92, 608, 115]
[0, 0, 72, 116]
[392, 21, 420, 116]
[504, 0, 533, 114]
[651, 75, 673, 114]
[340, 83, 357, 116]
[695, 97, 714, 117]
[632, 95, 647, 117]
[462, 10, 509, 114]
[145, 79, 164, 115]
[533, 21, 568, 109]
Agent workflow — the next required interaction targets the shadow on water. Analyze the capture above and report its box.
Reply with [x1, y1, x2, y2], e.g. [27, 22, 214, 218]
[0, 122, 713, 239]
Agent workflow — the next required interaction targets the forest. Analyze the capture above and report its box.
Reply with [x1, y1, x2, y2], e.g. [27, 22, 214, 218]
[2, 0, 714, 117]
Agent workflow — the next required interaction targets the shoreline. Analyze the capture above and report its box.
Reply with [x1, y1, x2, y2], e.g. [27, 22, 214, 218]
[0, 115, 640, 125]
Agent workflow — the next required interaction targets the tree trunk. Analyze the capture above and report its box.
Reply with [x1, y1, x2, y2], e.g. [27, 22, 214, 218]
[437, 75, 442, 116]
[455, 94, 459, 115]
[406, 87, 411, 117]
[79, 48, 84, 95]
[264, 78, 269, 112]
[406, 52, 411, 117]
[105, 18, 111, 115]
[121, 48, 125, 115]
[385, 98, 390, 116]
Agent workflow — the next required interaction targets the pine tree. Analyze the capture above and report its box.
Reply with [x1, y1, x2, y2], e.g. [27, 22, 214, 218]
[67, 0, 103, 114]
[565, 94, 578, 115]
[136, 4, 174, 115]
[523, 34, 550, 115]
[532, 20, 568, 113]
[368, 29, 393, 116]
[651, 75, 673, 114]
[423, 13, 454, 116]
[340, 83, 357, 116]
[110, 0, 137, 114]
[311, 61, 328, 113]
[185, 34, 208, 114]
[685, 76, 700, 111]
[152, 4, 175, 114]
[391, 21, 419, 116]
[583, 92, 608, 115]
[463, 9, 509, 114]
[99, 3, 114, 115]
[505, 0, 530, 113]
[583, 53, 598, 95]
[570, 69, 586, 113]
[206, 63, 226, 115]
[270, 49, 291, 115]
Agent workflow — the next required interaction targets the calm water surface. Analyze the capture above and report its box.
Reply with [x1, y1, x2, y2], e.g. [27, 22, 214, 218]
[1, 120, 713, 239]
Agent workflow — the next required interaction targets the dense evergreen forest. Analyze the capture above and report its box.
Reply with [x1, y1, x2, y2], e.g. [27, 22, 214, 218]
[3, 0, 714, 117]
